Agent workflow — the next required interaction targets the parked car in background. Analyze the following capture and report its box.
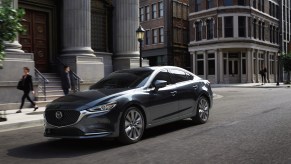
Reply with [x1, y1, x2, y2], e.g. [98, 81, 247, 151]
[44, 66, 213, 144]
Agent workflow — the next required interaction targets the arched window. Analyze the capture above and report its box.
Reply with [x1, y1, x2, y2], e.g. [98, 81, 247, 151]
[195, 21, 203, 41]
[207, 19, 214, 40]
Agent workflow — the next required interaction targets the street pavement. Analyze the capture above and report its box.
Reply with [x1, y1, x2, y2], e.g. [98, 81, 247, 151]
[0, 87, 291, 164]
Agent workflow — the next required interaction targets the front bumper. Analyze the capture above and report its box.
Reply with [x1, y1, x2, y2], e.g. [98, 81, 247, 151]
[44, 109, 121, 139]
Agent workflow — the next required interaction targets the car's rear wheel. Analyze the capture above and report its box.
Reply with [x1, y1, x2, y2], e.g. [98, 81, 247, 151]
[118, 107, 145, 144]
[192, 96, 210, 124]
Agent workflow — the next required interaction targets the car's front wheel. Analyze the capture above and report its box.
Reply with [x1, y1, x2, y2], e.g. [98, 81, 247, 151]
[118, 107, 145, 144]
[192, 96, 210, 124]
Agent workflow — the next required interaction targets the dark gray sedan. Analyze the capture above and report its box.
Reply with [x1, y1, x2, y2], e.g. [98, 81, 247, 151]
[44, 66, 213, 144]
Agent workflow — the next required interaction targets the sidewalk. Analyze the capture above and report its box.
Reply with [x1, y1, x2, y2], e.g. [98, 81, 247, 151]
[0, 107, 45, 132]
[211, 83, 291, 88]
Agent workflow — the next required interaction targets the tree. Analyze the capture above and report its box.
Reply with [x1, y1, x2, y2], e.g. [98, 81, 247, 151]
[281, 53, 291, 84]
[0, 0, 25, 68]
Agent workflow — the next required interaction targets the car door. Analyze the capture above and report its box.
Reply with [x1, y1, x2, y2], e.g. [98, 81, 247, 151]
[146, 69, 179, 124]
[169, 69, 200, 117]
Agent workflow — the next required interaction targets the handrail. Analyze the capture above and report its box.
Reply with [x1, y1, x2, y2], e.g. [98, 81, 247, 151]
[35, 68, 49, 101]
[56, 58, 83, 92]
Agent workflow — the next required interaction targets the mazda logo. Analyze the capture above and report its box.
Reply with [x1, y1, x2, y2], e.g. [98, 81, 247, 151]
[55, 111, 63, 119]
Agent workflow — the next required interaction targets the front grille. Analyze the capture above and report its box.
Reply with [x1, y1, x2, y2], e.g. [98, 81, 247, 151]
[45, 110, 80, 126]
[45, 128, 84, 136]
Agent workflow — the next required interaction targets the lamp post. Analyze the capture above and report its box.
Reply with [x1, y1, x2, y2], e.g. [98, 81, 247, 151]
[277, 51, 281, 86]
[136, 25, 145, 67]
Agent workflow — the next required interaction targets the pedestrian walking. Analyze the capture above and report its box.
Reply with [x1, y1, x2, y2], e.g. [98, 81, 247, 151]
[61, 66, 75, 95]
[259, 67, 267, 85]
[16, 67, 38, 113]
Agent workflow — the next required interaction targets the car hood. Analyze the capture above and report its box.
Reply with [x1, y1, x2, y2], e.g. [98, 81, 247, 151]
[46, 88, 131, 110]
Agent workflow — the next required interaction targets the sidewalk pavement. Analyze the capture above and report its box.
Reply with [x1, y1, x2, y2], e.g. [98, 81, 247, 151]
[211, 83, 291, 88]
[0, 107, 45, 133]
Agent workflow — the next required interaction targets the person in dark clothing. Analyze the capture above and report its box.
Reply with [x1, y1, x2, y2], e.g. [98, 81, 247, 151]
[61, 66, 75, 95]
[16, 67, 38, 113]
[260, 67, 267, 85]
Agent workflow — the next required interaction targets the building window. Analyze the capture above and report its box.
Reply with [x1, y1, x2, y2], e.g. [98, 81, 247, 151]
[195, 0, 202, 12]
[262, 22, 265, 40]
[173, 28, 178, 43]
[173, 2, 177, 17]
[238, 0, 245, 6]
[224, 0, 233, 6]
[253, 19, 257, 39]
[152, 4, 157, 19]
[158, 2, 163, 17]
[207, 19, 214, 40]
[208, 54, 215, 75]
[152, 29, 158, 44]
[207, 0, 214, 9]
[183, 29, 188, 44]
[139, 8, 144, 22]
[183, 5, 188, 20]
[177, 3, 182, 18]
[196, 21, 202, 41]
[238, 16, 246, 37]
[196, 54, 204, 75]
[145, 6, 150, 21]
[258, 21, 261, 40]
[253, 0, 256, 8]
[159, 27, 164, 43]
[145, 30, 151, 45]
[224, 16, 233, 38]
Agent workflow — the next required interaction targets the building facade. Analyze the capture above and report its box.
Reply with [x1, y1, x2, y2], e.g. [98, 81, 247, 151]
[140, 0, 190, 69]
[189, 0, 280, 84]
[0, 0, 144, 109]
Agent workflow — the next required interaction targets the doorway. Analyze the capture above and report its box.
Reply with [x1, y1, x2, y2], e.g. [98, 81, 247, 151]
[228, 53, 240, 83]
[19, 9, 49, 72]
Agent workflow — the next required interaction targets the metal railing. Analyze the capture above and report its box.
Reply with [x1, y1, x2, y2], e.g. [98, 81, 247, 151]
[56, 58, 83, 92]
[35, 68, 49, 101]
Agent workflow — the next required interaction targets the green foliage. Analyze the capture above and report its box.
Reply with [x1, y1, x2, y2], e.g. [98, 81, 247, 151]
[0, 0, 25, 61]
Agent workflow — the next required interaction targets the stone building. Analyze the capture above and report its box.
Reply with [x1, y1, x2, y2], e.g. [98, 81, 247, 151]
[189, 0, 280, 84]
[0, 0, 145, 109]
[140, 0, 190, 69]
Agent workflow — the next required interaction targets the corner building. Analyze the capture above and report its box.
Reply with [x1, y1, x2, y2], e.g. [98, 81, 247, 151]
[189, 0, 280, 84]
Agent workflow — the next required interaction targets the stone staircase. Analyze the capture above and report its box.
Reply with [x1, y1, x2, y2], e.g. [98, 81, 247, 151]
[35, 73, 64, 107]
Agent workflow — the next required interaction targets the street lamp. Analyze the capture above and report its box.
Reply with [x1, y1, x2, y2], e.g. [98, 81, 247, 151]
[136, 25, 145, 67]
[277, 51, 281, 86]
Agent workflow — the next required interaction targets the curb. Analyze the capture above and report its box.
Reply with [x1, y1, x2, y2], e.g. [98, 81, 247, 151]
[0, 119, 44, 133]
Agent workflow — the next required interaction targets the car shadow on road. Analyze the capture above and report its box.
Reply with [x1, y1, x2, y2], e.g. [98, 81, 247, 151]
[7, 119, 199, 159]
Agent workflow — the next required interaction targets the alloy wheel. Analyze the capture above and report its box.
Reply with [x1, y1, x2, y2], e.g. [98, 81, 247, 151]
[198, 98, 209, 122]
[124, 109, 144, 141]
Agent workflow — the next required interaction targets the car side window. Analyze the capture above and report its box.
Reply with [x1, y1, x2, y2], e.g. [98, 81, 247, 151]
[152, 70, 172, 86]
[170, 69, 190, 83]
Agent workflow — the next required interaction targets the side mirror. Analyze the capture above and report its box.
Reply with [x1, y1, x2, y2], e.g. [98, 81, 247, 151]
[153, 80, 167, 91]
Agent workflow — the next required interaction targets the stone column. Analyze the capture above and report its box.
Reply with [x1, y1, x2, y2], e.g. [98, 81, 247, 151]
[192, 52, 196, 74]
[218, 49, 224, 83]
[112, 0, 140, 70]
[61, 0, 94, 57]
[203, 51, 207, 79]
[4, 0, 24, 53]
[214, 50, 218, 84]
[247, 49, 253, 83]
[61, 0, 104, 84]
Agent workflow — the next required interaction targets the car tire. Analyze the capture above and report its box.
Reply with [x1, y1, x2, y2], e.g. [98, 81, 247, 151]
[118, 107, 145, 144]
[192, 96, 210, 124]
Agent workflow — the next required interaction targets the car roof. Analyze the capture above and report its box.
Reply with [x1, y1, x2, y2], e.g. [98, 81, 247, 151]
[117, 66, 186, 72]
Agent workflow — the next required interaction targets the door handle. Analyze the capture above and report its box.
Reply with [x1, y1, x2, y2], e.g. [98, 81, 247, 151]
[170, 91, 177, 96]
[193, 85, 198, 89]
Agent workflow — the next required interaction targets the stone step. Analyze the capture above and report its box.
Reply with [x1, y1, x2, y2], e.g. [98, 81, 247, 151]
[36, 95, 63, 101]
[35, 100, 53, 107]
[38, 90, 64, 96]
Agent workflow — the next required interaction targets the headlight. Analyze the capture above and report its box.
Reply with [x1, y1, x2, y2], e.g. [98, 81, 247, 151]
[87, 102, 117, 113]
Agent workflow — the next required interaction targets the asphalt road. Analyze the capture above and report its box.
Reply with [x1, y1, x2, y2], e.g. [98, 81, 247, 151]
[1, 87, 291, 164]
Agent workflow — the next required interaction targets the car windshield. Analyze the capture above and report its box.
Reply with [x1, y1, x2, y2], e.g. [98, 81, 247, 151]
[90, 69, 154, 89]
